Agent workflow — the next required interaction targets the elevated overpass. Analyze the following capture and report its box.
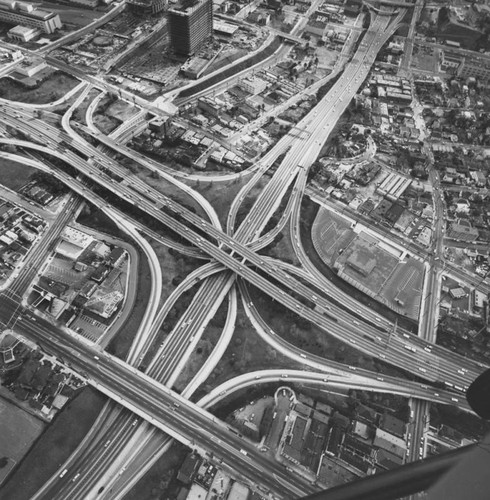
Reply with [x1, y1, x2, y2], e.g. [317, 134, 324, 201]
[270, 27, 306, 45]
[367, 0, 415, 7]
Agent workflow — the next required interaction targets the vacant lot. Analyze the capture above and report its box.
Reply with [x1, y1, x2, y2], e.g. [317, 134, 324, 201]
[0, 397, 45, 486]
[0, 388, 106, 500]
[195, 299, 300, 400]
[105, 100, 140, 123]
[194, 174, 264, 229]
[0, 158, 36, 191]
[0, 72, 79, 104]
[125, 441, 188, 500]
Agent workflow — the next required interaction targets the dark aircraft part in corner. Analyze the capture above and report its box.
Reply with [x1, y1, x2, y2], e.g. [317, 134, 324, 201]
[467, 368, 490, 419]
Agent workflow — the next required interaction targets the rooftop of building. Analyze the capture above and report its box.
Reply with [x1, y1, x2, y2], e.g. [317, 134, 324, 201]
[8, 25, 38, 35]
[379, 413, 406, 438]
[168, 0, 210, 14]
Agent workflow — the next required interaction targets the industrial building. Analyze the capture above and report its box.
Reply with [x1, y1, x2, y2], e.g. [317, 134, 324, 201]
[376, 172, 412, 201]
[56, 227, 94, 260]
[168, 0, 213, 56]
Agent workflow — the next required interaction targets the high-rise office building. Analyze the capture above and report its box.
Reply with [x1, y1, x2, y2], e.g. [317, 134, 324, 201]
[168, 0, 213, 56]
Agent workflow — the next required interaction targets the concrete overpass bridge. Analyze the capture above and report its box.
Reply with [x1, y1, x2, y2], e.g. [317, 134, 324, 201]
[364, 0, 414, 10]
[363, 0, 405, 15]
[270, 28, 306, 45]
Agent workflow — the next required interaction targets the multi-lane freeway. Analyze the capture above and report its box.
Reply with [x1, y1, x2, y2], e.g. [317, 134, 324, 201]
[1, 294, 318, 499]
[0, 125, 482, 392]
[0, 2, 486, 499]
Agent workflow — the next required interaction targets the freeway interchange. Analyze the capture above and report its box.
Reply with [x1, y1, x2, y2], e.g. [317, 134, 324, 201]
[0, 4, 487, 500]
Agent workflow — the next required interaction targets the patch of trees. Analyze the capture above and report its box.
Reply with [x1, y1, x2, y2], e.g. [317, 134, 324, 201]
[30, 171, 67, 195]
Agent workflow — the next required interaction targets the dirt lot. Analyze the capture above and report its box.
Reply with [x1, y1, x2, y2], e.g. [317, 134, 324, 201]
[92, 114, 120, 135]
[91, 99, 139, 134]
[105, 100, 140, 123]
[411, 44, 439, 73]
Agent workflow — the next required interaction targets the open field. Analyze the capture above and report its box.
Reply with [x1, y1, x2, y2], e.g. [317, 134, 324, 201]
[0, 72, 79, 104]
[125, 441, 188, 500]
[0, 158, 36, 191]
[195, 176, 269, 230]
[193, 300, 297, 401]
[0, 397, 45, 486]
[0, 388, 107, 500]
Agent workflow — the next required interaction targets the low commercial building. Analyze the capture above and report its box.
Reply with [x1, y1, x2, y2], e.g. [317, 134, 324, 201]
[345, 251, 376, 277]
[91, 265, 110, 283]
[16, 58, 47, 76]
[448, 222, 479, 242]
[197, 96, 224, 118]
[377, 172, 412, 201]
[213, 19, 238, 37]
[450, 287, 466, 299]
[8, 25, 39, 42]
[56, 227, 93, 260]
[108, 247, 126, 267]
[379, 414, 406, 439]
[283, 415, 307, 462]
[63, 0, 98, 7]
[79, 281, 97, 298]
[376, 448, 404, 469]
[239, 76, 268, 95]
[181, 57, 209, 79]
[373, 428, 406, 459]
[440, 51, 463, 72]
[177, 454, 201, 485]
[93, 241, 111, 258]
[248, 11, 270, 25]
[473, 290, 488, 309]
[305, 19, 327, 37]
